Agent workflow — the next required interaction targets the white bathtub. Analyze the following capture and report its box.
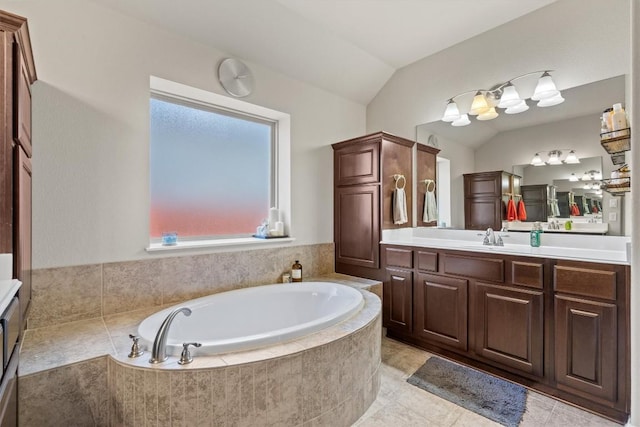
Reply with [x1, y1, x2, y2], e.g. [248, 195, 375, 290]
[138, 281, 364, 356]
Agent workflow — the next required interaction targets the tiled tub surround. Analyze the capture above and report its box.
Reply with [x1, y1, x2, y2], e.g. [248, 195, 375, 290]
[28, 243, 334, 329]
[19, 275, 382, 426]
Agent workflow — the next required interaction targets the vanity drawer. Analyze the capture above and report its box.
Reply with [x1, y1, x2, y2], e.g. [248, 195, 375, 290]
[415, 250, 438, 272]
[442, 253, 504, 283]
[554, 265, 616, 301]
[1, 299, 19, 370]
[511, 260, 544, 289]
[384, 247, 413, 268]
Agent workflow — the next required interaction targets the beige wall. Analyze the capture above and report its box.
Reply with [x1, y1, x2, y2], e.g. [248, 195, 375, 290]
[367, 0, 630, 140]
[0, 0, 366, 268]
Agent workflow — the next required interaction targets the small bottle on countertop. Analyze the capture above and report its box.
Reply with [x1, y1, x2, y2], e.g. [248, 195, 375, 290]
[291, 260, 302, 282]
[530, 222, 541, 248]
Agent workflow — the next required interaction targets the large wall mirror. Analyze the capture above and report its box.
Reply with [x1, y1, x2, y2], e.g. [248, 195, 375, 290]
[417, 75, 627, 235]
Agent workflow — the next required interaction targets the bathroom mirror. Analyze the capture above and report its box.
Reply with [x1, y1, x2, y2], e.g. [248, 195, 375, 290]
[417, 75, 627, 235]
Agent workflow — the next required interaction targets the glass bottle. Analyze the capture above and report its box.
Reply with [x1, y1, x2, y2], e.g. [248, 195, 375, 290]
[530, 222, 541, 248]
[292, 260, 302, 282]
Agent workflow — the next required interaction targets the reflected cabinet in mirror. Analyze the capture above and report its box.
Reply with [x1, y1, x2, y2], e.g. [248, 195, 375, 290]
[417, 75, 627, 236]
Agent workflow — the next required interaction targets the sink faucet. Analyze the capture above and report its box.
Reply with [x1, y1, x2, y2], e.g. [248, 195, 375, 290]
[149, 307, 192, 364]
[482, 228, 505, 246]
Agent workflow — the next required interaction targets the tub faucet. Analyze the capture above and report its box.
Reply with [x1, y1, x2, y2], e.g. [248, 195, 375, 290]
[149, 307, 192, 364]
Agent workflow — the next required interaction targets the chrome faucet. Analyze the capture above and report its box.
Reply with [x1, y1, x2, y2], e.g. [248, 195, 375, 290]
[149, 307, 192, 364]
[482, 228, 506, 246]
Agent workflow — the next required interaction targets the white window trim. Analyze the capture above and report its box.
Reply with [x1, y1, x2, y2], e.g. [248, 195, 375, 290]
[146, 76, 292, 252]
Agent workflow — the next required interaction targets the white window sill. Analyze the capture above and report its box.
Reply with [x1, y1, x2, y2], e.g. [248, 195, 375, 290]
[146, 236, 296, 253]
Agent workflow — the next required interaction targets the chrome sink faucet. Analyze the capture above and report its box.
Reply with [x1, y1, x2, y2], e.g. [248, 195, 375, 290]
[482, 228, 505, 246]
[149, 307, 192, 364]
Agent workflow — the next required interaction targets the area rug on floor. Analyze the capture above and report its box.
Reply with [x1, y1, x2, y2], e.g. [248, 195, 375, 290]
[407, 356, 527, 427]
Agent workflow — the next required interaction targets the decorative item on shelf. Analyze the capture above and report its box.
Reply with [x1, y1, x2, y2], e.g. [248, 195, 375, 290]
[161, 232, 178, 246]
[441, 70, 563, 127]
[253, 207, 288, 238]
[530, 149, 580, 166]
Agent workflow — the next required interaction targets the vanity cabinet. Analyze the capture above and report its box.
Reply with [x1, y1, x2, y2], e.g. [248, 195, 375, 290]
[382, 246, 413, 334]
[414, 272, 468, 351]
[381, 244, 630, 423]
[553, 261, 627, 406]
[472, 281, 544, 378]
[332, 132, 439, 280]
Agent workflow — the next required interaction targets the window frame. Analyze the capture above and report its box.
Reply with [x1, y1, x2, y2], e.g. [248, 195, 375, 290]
[146, 76, 292, 252]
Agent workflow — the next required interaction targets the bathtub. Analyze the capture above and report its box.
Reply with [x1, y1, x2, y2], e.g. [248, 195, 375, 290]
[138, 281, 364, 356]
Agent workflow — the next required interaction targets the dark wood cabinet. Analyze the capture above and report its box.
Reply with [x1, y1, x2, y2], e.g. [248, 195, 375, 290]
[381, 245, 630, 423]
[332, 132, 438, 280]
[554, 295, 617, 402]
[0, 10, 36, 426]
[414, 272, 467, 351]
[334, 185, 379, 269]
[553, 260, 627, 408]
[521, 184, 555, 222]
[463, 171, 518, 230]
[383, 267, 413, 334]
[472, 281, 544, 377]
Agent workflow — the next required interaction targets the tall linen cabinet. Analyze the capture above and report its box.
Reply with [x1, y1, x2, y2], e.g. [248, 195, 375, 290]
[0, 10, 36, 425]
[332, 132, 439, 281]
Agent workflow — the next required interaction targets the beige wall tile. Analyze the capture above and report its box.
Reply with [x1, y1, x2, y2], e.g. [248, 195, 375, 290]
[29, 264, 102, 328]
[103, 259, 164, 315]
[19, 357, 109, 426]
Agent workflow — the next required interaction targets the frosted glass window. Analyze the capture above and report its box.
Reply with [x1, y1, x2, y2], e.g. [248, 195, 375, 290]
[150, 96, 274, 239]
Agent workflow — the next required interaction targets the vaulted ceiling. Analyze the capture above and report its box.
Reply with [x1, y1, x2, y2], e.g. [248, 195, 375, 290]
[88, 0, 557, 104]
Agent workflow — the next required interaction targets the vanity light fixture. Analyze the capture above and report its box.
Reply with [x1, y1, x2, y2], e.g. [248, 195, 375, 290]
[569, 173, 579, 182]
[581, 170, 602, 181]
[530, 149, 580, 166]
[441, 70, 563, 126]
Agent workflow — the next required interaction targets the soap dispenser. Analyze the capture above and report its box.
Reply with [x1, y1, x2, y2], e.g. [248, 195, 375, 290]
[292, 260, 302, 282]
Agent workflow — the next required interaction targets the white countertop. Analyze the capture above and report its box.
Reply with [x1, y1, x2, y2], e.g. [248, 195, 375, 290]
[0, 279, 21, 315]
[381, 228, 631, 265]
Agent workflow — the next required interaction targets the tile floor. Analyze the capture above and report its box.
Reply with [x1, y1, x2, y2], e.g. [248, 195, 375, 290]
[354, 336, 621, 427]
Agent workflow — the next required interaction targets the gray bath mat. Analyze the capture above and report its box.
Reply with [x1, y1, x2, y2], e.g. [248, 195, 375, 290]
[407, 356, 527, 427]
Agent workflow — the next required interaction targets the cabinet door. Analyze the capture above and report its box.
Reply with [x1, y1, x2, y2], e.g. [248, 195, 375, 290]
[383, 268, 412, 334]
[13, 43, 32, 157]
[14, 147, 31, 322]
[555, 295, 617, 402]
[414, 273, 467, 351]
[334, 185, 380, 269]
[473, 282, 544, 377]
[333, 140, 379, 186]
[464, 197, 503, 230]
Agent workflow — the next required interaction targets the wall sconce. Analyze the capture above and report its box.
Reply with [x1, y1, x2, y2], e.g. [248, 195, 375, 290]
[530, 149, 580, 166]
[581, 170, 602, 181]
[442, 70, 563, 126]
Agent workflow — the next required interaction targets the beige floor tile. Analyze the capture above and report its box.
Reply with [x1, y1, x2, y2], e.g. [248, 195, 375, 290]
[355, 336, 621, 427]
[451, 410, 502, 427]
[355, 401, 439, 427]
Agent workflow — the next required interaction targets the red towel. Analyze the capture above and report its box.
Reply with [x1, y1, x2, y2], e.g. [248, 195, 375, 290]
[570, 204, 579, 216]
[507, 198, 517, 221]
[517, 200, 527, 221]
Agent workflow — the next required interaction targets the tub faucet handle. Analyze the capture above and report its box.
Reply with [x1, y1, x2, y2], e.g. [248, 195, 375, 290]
[178, 342, 202, 365]
[128, 334, 144, 358]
